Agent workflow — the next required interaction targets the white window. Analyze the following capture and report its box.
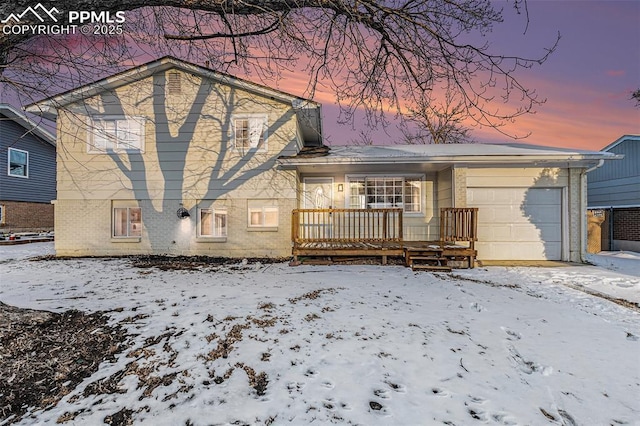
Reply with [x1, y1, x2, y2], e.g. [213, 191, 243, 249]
[0, 204, 4, 225]
[248, 206, 278, 227]
[199, 208, 227, 237]
[348, 176, 422, 213]
[8, 148, 28, 178]
[113, 207, 142, 237]
[89, 117, 145, 153]
[233, 115, 268, 152]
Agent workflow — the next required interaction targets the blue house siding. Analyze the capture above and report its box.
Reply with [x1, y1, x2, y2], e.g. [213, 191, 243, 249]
[0, 117, 56, 203]
[587, 135, 640, 208]
[587, 135, 640, 252]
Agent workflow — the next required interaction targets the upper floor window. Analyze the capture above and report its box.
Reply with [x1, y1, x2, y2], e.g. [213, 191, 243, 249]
[88, 117, 145, 153]
[348, 176, 422, 213]
[8, 148, 28, 178]
[233, 115, 268, 152]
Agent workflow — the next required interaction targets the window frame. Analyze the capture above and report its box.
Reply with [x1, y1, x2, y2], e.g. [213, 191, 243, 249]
[232, 114, 268, 153]
[112, 206, 142, 238]
[248, 206, 279, 228]
[198, 207, 228, 240]
[88, 116, 145, 154]
[0, 204, 5, 225]
[8, 148, 29, 178]
[346, 174, 424, 214]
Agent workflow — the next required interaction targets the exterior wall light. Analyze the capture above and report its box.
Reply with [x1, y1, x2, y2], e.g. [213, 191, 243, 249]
[177, 206, 190, 219]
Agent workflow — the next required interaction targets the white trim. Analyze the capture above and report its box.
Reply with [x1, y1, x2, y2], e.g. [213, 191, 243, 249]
[0, 204, 4, 225]
[25, 57, 320, 120]
[248, 206, 279, 228]
[345, 173, 424, 214]
[197, 207, 228, 239]
[112, 206, 142, 238]
[87, 116, 146, 154]
[232, 114, 268, 153]
[562, 186, 569, 262]
[8, 147, 29, 178]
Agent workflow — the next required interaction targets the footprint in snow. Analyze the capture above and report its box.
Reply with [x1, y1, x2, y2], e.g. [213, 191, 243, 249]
[470, 302, 485, 312]
[468, 407, 489, 421]
[468, 395, 487, 405]
[304, 368, 318, 378]
[385, 381, 406, 393]
[321, 380, 334, 389]
[430, 387, 450, 397]
[501, 326, 522, 340]
[491, 412, 518, 425]
[373, 389, 390, 399]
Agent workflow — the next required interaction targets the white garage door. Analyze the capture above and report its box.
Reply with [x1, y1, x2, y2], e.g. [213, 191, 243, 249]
[467, 187, 563, 260]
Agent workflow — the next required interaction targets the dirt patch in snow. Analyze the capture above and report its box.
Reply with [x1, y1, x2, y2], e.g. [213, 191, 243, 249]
[0, 302, 128, 425]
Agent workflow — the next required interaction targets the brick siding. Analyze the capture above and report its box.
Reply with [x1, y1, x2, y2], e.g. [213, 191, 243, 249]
[613, 208, 640, 242]
[0, 200, 54, 233]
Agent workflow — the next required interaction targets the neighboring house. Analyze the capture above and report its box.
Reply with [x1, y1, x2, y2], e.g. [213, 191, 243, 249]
[0, 104, 56, 233]
[587, 135, 640, 252]
[27, 57, 616, 262]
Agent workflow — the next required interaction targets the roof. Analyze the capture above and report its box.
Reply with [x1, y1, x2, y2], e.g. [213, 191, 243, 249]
[25, 56, 322, 144]
[278, 142, 621, 168]
[0, 104, 56, 146]
[599, 134, 640, 152]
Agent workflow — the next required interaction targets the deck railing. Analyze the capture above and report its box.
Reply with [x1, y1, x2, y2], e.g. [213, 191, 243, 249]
[292, 208, 403, 244]
[440, 207, 478, 244]
[292, 207, 477, 246]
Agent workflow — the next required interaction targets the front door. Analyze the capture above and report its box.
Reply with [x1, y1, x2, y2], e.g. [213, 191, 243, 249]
[303, 178, 334, 239]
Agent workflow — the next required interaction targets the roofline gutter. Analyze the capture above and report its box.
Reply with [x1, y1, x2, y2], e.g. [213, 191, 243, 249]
[277, 154, 617, 169]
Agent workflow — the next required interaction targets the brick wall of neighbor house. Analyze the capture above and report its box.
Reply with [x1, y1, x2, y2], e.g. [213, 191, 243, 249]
[0, 200, 54, 233]
[613, 208, 640, 242]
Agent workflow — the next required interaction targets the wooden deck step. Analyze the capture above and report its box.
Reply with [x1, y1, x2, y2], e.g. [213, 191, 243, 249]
[409, 256, 447, 261]
[411, 264, 452, 272]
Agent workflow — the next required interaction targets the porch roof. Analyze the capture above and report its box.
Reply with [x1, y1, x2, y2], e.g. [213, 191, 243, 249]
[278, 143, 621, 170]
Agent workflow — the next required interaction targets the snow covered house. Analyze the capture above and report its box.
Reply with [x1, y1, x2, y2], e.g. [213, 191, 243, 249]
[0, 104, 56, 233]
[27, 57, 616, 264]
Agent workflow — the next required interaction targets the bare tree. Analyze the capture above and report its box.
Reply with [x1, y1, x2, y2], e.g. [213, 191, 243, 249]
[1, 0, 558, 137]
[632, 89, 640, 108]
[400, 82, 475, 144]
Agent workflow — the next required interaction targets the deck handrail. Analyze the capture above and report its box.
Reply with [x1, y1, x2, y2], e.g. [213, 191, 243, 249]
[440, 207, 478, 244]
[292, 208, 403, 244]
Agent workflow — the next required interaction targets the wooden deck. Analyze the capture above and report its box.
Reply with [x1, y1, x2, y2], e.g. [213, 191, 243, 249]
[291, 208, 478, 269]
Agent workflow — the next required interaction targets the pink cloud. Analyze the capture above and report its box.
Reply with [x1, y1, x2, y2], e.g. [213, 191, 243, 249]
[606, 70, 626, 77]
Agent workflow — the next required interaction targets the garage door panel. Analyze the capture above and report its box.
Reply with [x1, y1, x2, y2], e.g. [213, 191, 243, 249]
[467, 187, 563, 260]
[524, 188, 562, 204]
[476, 241, 561, 260]
[525, 205, 561, 223]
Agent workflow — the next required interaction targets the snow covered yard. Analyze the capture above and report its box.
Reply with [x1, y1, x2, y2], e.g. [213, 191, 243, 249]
[1, 243, 639, 425]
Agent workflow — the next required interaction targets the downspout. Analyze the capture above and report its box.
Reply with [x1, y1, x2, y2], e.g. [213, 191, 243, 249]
[609, 206, 614, 251]
[581, 160, 605, 262]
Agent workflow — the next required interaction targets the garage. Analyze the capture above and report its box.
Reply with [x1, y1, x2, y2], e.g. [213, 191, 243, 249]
[467, 187, 563, 260]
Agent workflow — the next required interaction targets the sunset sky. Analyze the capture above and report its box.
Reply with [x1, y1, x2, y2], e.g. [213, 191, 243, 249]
[318, 0, 640, 150]
[4, 1, 638, 152]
